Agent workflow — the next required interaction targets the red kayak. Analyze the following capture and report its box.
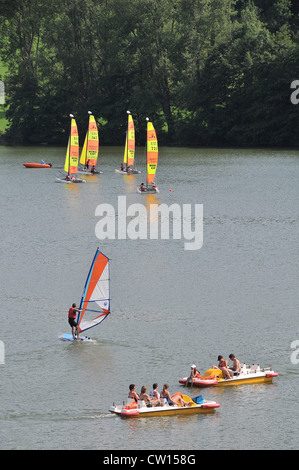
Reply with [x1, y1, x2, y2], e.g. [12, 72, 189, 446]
[23, 162, 52, 168]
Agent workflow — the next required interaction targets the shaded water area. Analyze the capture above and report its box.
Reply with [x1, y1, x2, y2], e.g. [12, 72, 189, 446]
[0, 145, 298, 449]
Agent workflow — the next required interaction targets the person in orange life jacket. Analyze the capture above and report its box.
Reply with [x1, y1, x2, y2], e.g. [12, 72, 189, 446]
[68, 303, 83, 340]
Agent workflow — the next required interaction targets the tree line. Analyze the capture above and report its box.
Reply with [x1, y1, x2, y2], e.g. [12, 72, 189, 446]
[0, 0, 299, 147]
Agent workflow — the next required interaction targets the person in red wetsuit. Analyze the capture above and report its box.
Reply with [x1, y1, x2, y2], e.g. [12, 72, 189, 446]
[68, 303, 83, 340]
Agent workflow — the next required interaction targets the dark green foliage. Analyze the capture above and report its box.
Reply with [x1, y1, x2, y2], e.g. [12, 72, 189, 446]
[1, 0, 299, 146]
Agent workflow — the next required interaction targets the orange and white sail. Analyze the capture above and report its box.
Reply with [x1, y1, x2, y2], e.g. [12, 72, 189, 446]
[80, 111, 99, 167]
[64, 115, 79, 175]
[146, 118, 158, 185]
[77, 249, 110, 333]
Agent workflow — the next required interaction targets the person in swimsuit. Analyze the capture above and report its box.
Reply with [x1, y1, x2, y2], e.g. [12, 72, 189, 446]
[215, 355, 234, 379]
[185, 364, 200, 386]
[160, 384, 192, 407]
[139, 385, 160, 406]
[150, 383, 160, 401]
[229, 354, 241, 373]
[128, 384, 139, 403]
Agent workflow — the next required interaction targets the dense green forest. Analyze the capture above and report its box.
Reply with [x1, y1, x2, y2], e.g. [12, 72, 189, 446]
[0, 0, 299, 146]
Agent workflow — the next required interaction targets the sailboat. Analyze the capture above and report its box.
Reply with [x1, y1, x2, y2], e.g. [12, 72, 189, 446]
[115, 111, 141, 174]
[78, 111, 103, 175]
[137, 118, 159, 193]
[55, 114, 86, 183]
[61, 249, 111, 342]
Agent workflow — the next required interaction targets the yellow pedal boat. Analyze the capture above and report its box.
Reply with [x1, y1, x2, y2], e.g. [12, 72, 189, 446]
[179, 364, 278, 387]
[109, 393, 220, 418]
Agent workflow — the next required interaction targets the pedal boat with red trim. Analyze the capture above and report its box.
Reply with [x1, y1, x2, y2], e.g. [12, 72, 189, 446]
[23, 162, 52, 168]
[179, 364, 279, 388]
[109, 393, 220, 418]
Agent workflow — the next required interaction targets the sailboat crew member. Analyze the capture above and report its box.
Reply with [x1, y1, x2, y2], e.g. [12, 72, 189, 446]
[68, 303, 83, 340]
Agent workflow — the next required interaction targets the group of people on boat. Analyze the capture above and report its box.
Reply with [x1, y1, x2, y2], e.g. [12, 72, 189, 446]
[65, 174, 77, 182]
[212, 354, 241, 379]
[139, 181, 157, 192]
[120, 163, 134, 173]
[185, 354, 241, 385]
[128, 383, 193, 407]
[84, 159, 97, 173]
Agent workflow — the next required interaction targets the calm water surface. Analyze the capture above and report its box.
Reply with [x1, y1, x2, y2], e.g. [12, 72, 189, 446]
[0, 145, 298, 450]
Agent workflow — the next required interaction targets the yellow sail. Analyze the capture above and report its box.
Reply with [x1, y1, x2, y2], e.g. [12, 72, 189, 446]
[146, 120, 158, 185]
[80, 113, 99, 167]
[123, 133, 128, 165]
[64, 117, 79, 174]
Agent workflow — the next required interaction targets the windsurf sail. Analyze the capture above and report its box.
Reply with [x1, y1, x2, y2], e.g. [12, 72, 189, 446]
[77, 249, 110, 333]
[64, 115, 79, 175]
[80, 111, 99, 168]
[146, 119, 158, 185]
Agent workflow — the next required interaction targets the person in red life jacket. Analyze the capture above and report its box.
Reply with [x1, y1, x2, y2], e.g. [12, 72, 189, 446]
[68, 303, 83, 340]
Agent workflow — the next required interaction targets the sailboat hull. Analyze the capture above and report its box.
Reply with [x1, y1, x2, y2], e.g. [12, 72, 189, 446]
[136, 186, 159, 194]
[77, 169, 103, 175]
[115, 169, 141, 174]
[55, 177, 86, 184]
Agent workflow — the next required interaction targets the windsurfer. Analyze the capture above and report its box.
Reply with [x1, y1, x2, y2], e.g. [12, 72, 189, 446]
[68, 303, 83, 340]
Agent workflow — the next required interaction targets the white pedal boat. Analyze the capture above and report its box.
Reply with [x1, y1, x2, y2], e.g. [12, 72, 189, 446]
[109, 393, 220, 418]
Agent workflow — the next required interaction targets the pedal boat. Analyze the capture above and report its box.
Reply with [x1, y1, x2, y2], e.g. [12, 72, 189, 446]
[179, 364, 279, 388]
[109, 393, 220, 418]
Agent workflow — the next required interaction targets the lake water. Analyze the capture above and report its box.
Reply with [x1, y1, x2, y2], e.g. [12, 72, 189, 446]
[0, 145, 298, 450]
